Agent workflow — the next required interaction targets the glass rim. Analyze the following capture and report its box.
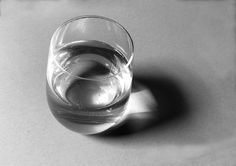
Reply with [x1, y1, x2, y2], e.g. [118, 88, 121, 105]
[51, 15, 134, 81]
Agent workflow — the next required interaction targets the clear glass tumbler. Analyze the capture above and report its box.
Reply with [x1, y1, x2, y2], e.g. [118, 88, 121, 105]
[46, 16, 134, 135]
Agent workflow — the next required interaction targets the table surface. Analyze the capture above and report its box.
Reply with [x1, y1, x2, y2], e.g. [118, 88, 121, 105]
[1, 0, 236, 165]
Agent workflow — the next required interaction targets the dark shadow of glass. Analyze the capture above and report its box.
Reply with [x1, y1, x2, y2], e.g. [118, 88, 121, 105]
[98, 74, 191, 137]
[90, 62, 232, 146]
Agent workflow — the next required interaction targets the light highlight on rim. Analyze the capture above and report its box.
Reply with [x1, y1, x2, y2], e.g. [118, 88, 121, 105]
[49, 15, 134, 81]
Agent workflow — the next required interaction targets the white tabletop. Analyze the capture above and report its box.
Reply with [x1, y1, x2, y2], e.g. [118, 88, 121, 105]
[1, 0, 236, 165]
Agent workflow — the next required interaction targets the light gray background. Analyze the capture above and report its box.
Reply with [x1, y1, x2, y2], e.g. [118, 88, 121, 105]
[1, 0, 236, 165]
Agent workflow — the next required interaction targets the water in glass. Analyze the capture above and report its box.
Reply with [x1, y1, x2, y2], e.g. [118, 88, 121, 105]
[46, 40, 132, 134]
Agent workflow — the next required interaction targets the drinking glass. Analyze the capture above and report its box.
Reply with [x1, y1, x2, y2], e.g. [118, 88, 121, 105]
[46, 16, 134, 135]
